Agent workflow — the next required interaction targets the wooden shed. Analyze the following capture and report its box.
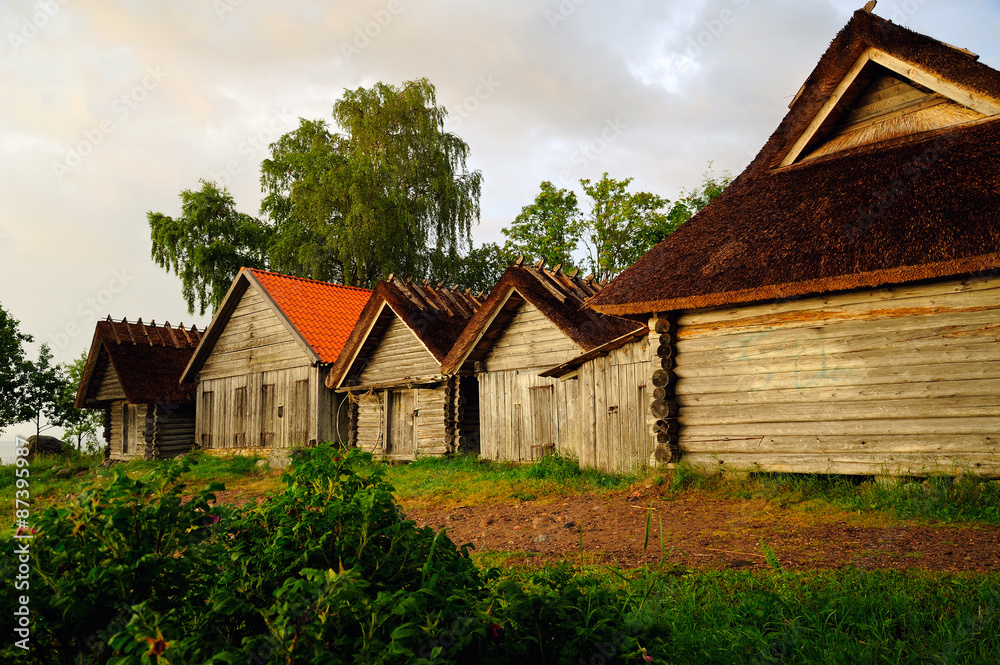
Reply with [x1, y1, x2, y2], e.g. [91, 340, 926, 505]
[181, 268, 370, 453]
[75, 317, 204, 461]
[441, 262, 642, 465]
[326, 278, 482, 460]
[587, 8, 1000, 477]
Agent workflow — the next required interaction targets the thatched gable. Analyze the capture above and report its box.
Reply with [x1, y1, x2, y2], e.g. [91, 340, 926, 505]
[588, 9, 1000, 316]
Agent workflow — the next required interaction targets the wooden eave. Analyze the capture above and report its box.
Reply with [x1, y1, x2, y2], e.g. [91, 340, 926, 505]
[539, 326, 649, 379]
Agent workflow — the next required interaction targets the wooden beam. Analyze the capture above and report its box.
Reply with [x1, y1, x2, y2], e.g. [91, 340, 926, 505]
[867, 49, 1000, 116]
[780, 49, 874, 167]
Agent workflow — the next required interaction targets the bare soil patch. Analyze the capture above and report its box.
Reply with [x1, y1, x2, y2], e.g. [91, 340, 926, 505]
[402, 487, 1000, 572]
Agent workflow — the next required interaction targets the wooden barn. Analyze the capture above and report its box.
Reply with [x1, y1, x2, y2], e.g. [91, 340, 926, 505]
[75, 317, 204, 461]
[441, 262, 643, 467]
[586, 7, 1000, 477]
[181, 268, 370, 452]
[326, 277, 483, 460]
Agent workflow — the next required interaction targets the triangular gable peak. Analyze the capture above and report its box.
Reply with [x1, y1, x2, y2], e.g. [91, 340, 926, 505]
[586, 8, 1000, 317]
[782, 47, 999, 166]
[182, 269, 371, 382]
[76, 317, 204, 408]
[327, 277, 484, 389]
[441, 263, 642, 375]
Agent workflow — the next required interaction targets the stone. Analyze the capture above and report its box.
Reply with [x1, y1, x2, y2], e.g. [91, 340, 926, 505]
[27, 435, 69, 461]
[256, 460, 268, 468]
[267, 449, 293, 469]
[534, 534, 550, 543]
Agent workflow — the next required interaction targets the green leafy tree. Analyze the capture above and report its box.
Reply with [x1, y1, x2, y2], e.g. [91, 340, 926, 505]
[20, 344, 68, 443]
[502, 181, 583, 270]
[427, 241, 518, 296]
[579, 174, 669, 282]
[148, 179, 273, 316]
[260, 78, 482, 287]
[54, 351, 103, 452]
[0, 302, 31, 429]
[632, 167, 732, 252]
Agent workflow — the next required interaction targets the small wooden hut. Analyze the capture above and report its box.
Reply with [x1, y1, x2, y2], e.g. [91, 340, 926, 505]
[441, 261, 642, 465]
[587, 8, 1000, 477]
[326, 277, 483, 460]
[75, 317, 204, 460]
[181, 268, 370, 452]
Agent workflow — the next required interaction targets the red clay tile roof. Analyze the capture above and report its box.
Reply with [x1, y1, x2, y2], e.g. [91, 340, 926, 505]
[587, 10, 1000, 316]
[75, 317, 204, 408]
[245, 268, 372, 363]
[327, 278, 483, 388]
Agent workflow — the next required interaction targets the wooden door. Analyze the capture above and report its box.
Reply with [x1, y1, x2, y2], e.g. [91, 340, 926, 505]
[290, 379, 310, 445]
[260, 381, 276, 447]
[529, 385, 555, 459]
[200, 391, 214, 449]
[387, 389, 416, 458]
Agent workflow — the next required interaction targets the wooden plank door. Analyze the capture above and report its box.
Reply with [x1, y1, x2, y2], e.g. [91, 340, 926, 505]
[290, 378, 310, 446]
[387, 389, 416, 458]
[529, 384, 555, 459]
[260, 378, 277, 448]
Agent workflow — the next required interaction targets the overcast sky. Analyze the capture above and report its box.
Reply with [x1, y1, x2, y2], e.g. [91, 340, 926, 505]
[1, 0, 998, 441]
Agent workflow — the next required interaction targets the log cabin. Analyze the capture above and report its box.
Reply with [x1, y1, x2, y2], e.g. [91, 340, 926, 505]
[586, 7, 1000, 477]
[181, 268, 370, 453]
[326, 277, 483, 460]
[441, 261, 643, 465]
[75, 317, 204, 461]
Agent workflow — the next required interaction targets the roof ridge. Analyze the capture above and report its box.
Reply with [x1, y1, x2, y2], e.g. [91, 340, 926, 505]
[244, 267, 373, 293]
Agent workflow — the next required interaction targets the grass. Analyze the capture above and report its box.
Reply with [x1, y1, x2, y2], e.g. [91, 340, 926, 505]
[583, 566, 1000, 664]
[663, 461, 1000, 527]
[384, 451, 636, 509]
[0, 450, 282, 514]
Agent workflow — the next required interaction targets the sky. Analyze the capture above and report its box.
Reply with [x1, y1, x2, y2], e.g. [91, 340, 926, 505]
[1, 0, 998, 444]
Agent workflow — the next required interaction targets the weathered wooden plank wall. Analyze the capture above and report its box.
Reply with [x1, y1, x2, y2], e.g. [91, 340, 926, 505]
[108, 400, 147, 460]
[349, 385, 451, 459]
[577, 337, 656, 474]
[357, 316, 441, 385]
[194, 283, 343, 451]
[674, 275, 1000, 476]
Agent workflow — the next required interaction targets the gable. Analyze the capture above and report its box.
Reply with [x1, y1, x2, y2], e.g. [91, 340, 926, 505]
[782, 49, 999, 167]
[484, 300, 582, 372]
[92, 348, 125, 402]
[353, 314, 441, 386]
[198, 283, 312, 381]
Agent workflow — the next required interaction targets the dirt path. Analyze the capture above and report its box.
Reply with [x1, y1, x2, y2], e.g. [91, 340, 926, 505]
[402, 488, 1000, 572]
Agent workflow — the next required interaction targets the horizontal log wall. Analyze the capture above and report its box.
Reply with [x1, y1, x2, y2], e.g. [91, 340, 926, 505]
[674, 275, 1000, 477]
[94, 354, 126, 402]
[349, 385, 452, 459]
[577, 336, 657, 475]
[150, 404, 196, 459]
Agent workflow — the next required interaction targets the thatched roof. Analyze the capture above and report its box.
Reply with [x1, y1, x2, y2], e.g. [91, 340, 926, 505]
[75, 317, 204, 408]
[327, 277, 483, 388]
[441, 262, 643, 375]
[588, 9, 1000, 316]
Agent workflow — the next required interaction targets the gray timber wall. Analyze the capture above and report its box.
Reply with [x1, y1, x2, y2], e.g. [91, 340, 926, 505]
[673, 275, 1000, 477]
[577, 337, 657, 474]
[478, 301, 582, 462]
[195, 285, 340, 451]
